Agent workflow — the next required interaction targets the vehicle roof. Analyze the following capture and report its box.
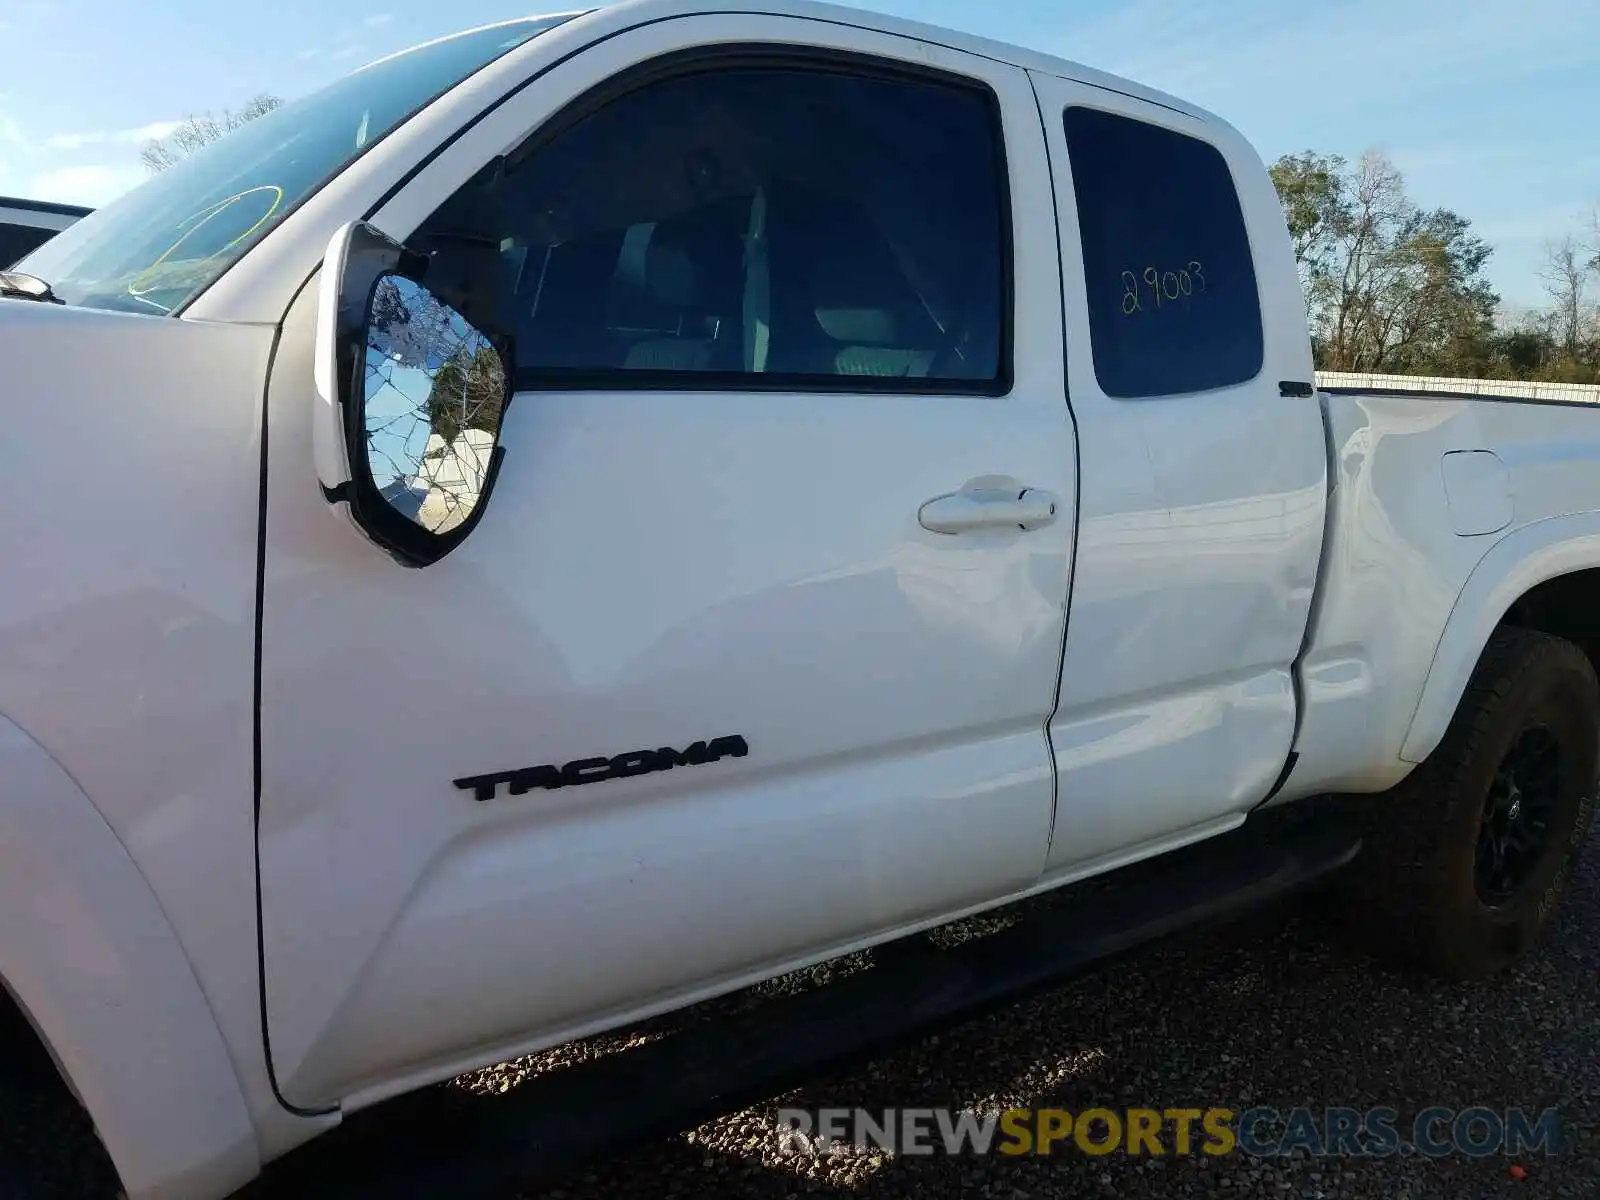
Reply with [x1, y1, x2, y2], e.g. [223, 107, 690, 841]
[0, 195, 94, 221]
[577, 0, 1221, 125]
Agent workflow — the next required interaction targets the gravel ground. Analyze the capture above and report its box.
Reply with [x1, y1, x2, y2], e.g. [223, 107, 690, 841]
[489, 824, 1599, 1200]
[4, 828, 1595, 1200]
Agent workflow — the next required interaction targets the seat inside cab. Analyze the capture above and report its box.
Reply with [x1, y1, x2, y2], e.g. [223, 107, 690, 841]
[411, 66, 1004, 388]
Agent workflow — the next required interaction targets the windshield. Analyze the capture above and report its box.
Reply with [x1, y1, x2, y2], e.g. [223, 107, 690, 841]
[16, 14, 579, 315]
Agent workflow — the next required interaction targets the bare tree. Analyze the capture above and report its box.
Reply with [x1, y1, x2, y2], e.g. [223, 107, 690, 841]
[139, 94, 284, 172]
[1268, 149, 1498, 374]
[1539, 235, 1591, 361]
[1328, 152, 1405, 369]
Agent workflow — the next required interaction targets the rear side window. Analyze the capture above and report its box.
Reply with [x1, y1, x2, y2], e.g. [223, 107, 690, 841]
[412, 58, 1011, 393]
[1063, 106, 1263, 398]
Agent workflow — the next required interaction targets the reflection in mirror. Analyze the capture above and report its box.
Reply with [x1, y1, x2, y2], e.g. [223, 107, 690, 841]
[362, 274, 507, 535]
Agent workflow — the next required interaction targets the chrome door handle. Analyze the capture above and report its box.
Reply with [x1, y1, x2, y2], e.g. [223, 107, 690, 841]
[918, 487, 1060, 534]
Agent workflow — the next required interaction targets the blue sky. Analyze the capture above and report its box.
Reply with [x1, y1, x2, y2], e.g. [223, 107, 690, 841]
[2, 0, 1596, 312]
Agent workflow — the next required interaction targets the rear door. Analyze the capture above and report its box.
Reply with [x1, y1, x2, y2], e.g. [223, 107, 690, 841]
[258, 15, 1079, 1106]
[1030, 74, 1327, 875]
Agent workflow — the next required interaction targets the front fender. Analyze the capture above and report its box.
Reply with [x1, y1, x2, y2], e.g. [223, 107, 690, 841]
[1401, 510, 1600, 765]
[0, 714, 259, 1200]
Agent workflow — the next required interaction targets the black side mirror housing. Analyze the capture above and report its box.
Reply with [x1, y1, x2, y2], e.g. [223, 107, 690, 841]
[313, 221, 512, 568]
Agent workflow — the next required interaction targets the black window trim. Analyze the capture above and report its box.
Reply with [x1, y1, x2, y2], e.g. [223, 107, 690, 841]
[1, 224, 63, 268]
[1061, 99, 1266, 401]
[467, 42, 1017, 399]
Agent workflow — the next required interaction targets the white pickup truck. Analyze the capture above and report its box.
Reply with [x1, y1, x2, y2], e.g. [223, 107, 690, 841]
[3, 1, 1598, 1196]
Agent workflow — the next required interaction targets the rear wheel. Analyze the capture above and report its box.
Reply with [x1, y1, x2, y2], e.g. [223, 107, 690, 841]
[1351, 626, 1599, 979]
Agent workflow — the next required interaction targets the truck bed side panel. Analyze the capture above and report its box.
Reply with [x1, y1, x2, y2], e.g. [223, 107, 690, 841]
[1283, 389, 1600, 798]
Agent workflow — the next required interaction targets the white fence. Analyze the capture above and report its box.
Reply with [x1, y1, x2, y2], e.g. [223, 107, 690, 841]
[1316, 371, 1600, 404]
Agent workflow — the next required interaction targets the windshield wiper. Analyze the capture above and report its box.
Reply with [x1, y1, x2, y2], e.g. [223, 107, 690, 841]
[0, 271, 64, 304]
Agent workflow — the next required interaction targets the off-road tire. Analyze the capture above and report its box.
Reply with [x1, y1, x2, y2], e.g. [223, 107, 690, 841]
[1350, 625, 1598, 979]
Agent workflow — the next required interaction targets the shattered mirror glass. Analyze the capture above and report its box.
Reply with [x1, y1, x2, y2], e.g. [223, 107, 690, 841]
[361, 273, 507, 534]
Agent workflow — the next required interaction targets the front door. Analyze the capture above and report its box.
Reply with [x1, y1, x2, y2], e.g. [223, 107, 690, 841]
[258, 16, 1078, 1107]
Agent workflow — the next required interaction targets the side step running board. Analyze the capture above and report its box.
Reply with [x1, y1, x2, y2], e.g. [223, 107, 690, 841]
[244, 816, 1360, 1200]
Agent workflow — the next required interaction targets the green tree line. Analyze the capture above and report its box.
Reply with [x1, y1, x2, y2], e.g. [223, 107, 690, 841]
[1270, 150, 1600, 382]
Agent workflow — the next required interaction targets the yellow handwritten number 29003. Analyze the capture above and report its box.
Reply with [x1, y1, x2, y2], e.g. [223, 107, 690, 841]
[1121, 261, 1205, 314]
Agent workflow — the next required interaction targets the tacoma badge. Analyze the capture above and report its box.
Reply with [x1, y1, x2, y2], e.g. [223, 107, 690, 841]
[454, 735, 749, 801]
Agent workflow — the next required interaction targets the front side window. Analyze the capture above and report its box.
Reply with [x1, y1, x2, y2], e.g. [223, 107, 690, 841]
[16, 15, 576, 316]
[1064, 105, 1264, 399]
[411, 57, 1011, 392]
[1, 222, 58, 269]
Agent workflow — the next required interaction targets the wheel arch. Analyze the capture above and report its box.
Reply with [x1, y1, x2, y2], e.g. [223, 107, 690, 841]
[0, 712, 260, 1200]
[1403, 510, 1600, 766]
